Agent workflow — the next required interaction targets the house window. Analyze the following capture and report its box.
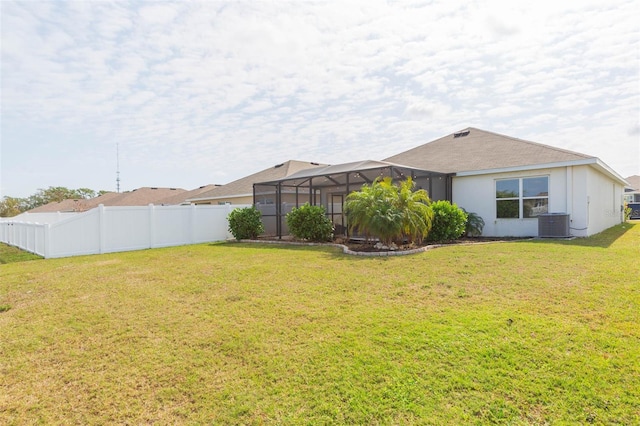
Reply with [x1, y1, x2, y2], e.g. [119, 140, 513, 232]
[496, 176, 548, 219]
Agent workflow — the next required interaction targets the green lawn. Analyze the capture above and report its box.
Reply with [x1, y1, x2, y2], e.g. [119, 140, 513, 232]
[0, 243, 42, 264]
[1, 223, 639, 424]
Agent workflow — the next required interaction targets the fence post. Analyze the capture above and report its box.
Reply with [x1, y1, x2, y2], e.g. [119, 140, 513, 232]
[149, 204, 155, 249]
[189, 204, 197, 244]
[225, 204, 234, 240]
[99, 204, 106, 254]
[44, 223, 51, 258]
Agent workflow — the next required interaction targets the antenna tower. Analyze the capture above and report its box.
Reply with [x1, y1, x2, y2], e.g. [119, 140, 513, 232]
[116, 143, 121, 193]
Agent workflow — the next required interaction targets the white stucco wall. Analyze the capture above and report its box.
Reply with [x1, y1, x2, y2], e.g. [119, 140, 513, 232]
[584, 166, 625, 236]
[452, 165, 623, 238]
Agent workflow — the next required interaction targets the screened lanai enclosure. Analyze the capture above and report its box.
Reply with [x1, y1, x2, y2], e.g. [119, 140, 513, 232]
[253, 160, 452, 238]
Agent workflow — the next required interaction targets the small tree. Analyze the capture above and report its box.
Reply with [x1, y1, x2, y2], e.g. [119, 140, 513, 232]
[427, 200, 468, 242]
[0, 197, 23, 217]
[286, 204, 333, 242]
[227, 206, 264, 240]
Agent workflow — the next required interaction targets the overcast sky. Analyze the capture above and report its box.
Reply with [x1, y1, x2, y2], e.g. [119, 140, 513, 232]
[1, 0, 639, 198]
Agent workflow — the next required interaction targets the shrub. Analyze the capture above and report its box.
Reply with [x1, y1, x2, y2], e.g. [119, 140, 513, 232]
[463, 209, 485, 237]
[427, 200, 468, 242]
[286, 204, 334, 242]
[227, 206, 264, 240]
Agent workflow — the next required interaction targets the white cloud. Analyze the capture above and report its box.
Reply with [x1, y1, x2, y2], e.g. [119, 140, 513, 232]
[1, 0, 638, 197]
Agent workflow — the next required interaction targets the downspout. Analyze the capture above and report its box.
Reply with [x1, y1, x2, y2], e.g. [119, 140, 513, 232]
[447, 174, 453, 202]
[276, 182, 282, 239]
[566, 166, 573, 232]
[345, 172, 350, 238]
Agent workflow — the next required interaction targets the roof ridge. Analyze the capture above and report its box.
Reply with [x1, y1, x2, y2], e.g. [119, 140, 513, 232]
[282, 160, 294, 176]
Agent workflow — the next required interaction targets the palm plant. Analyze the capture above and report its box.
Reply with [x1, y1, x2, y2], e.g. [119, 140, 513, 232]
[396, 177, 433, 244]
[343, 180, 376, 242]
[345, 177, 433, 245]
[463, 209, 485, 237]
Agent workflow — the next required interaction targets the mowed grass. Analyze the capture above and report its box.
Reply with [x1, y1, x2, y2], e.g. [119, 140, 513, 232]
[1, 223, 639, 424]
[0, 243, 42, 264]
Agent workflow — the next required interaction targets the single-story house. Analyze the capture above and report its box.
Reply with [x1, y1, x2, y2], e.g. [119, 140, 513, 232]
[187, 160, 327, 205]
[255, 128, 628, 238]
[624, 175, 640, 203]
[22, 187, 189, 215]
[624, 175, 640, 219]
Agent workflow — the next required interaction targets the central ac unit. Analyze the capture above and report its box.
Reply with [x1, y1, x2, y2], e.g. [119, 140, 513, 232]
[538, 213, 570, 238]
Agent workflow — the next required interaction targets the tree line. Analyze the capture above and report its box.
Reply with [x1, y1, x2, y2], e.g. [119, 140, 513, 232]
[0, 187, 107, 217]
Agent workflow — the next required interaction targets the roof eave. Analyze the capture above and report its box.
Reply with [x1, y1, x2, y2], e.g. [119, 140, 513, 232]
[455, 158, 629, 186]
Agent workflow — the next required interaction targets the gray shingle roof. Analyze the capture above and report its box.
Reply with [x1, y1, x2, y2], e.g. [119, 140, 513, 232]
[188, 160, 327, 201]
[28, 188, 188, 212]
[104, 187, 187, 206]
[155, 184, 222, 205]
[384, 127, 593, 174]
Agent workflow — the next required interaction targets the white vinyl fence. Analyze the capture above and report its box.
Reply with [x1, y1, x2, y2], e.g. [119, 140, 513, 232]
[0, 204, 250, 259]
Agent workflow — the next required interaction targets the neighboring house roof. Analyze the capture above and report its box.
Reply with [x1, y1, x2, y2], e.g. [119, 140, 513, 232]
[82, 192, 123, 207]
[624, 175, 640, 191]
[155, 184, 222, 205]
[26, 187, 187, 213]
[188, 160, 327, 202]
[104, 187, 186, 206]
[26, 192, 122, 213]
[27, 199, 87, 213]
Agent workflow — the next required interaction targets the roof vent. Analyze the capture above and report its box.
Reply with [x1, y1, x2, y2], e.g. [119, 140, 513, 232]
[453, 130, 470, 138]
[274, 163, 284, 168]
[310, 162, 319, 165]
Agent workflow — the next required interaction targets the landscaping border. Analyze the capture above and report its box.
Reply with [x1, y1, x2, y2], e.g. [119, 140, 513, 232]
[235, 239, 520, 257]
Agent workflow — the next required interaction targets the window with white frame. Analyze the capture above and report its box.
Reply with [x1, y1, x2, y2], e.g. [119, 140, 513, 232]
[496, 176, 549, 219]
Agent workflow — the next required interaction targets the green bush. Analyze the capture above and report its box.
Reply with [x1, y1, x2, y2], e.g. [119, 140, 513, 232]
[286, 204, 334, 242]
[227, 207, 264, 240]
[427, 200, 468, 242]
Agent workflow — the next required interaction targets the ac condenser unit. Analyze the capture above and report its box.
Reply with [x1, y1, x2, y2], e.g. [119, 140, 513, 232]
[538, 213, 570, 238]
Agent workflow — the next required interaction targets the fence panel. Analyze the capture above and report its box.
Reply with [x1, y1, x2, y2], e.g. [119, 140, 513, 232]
[1, 204, 250, 258]
[0, 222, 47, 257]
[9, 212, 78, 224]
[48, 209, 101, 258]
[102, 206, 151, 253]
[152, 205, 192, 247]
[192, 204, 235, 242]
